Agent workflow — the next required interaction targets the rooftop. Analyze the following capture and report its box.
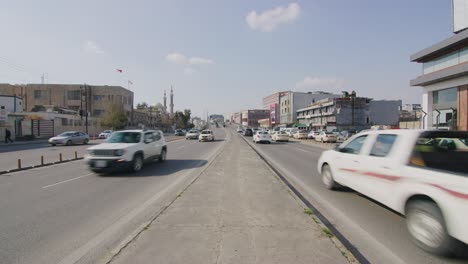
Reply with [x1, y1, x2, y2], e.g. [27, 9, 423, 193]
[411, 29, 468, 63]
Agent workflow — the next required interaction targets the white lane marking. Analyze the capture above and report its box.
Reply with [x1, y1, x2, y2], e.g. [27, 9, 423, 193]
[296, 148, 309, 153]
[42, 173, 94, 189]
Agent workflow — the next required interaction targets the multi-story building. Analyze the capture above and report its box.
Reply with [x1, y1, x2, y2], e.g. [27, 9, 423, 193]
[0, 83, 134, 120]
[263, 91, 288, 126]
[231, 112, 242, 124]
[240, 109, 269, 127]
[410, 3, 468, 130]
[279, 91, 340, 125]
[297, 97, 402, 131]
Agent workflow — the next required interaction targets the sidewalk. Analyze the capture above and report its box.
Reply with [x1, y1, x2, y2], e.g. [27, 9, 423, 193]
[111, 131, 348, 264]
[0, 139, 49, 146]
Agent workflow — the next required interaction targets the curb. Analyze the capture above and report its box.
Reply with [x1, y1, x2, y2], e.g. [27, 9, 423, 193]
[0, 157, 84, 175]
[239, 133, 369, 264]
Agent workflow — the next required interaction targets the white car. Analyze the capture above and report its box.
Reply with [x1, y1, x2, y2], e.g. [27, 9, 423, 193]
[272, 131, 289, 142]
[199, 130, 215, 142]
[98, 130, 113, 139]
[315, 131, 337, 142]
[236, 126, 243, 133]
[308, 131, 320, 139]
[293, 130, 308, 139]
[284, 128, 298, 137]
[86, 129, 167, 173]
[253, 131, 272, 144]
[185, 129, 200, 140]
[318, 129, 468, 255]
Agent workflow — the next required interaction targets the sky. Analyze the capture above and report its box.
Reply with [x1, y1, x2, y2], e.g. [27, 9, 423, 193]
[0, 0, 456, 119]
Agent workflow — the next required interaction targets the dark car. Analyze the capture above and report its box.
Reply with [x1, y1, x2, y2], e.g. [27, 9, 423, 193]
[336, 130, 356, 143]
[243, 128, 253, 136]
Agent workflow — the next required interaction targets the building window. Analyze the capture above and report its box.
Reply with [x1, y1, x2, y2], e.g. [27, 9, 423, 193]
[67, 90, 81, 100]
[34, 90, 46, 99]
[433, 88, 457, 105]
[94, 95, 102, 101]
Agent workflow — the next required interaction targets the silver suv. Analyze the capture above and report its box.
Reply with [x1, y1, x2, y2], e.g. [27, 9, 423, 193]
[86, 129, 167, 173]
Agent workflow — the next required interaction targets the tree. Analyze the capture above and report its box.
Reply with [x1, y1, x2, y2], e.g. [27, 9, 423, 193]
[101, 103, 128, 129]
[173, 109, 192, 129]
[136, 102, 149, 109]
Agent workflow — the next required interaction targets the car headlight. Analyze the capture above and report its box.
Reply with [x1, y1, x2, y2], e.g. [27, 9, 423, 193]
[114, 149, 125, 156]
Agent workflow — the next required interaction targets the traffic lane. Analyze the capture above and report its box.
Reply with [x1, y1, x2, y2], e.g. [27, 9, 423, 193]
[0, 136, 183, 171]
[251, 139, 466, 264]
[0, 133, 226, 264]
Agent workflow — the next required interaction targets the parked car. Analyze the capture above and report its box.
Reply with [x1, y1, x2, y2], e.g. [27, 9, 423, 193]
[199, 130, 215, 142]
[315, 131, 337, 143]
[331, 129, 340, 136]
[98, 130, 113, 139]
[185, 129, 200, 140]
[86, 129, 167, 173]
[318, 129, 468, 255]
[308, 131, 320, 139]
[293, 130, 308, 139]
[243, 128, 253, 136]
[49, 131, 90, 146]
[272, 131, 289, 142]
[284, 128, 299, 137]
[336, 130, 356, 143]
[252, 128, 260, 135]
[236, 126, 244, 133]
[253, 131, 272, 144]
[174, 129, 185, 136]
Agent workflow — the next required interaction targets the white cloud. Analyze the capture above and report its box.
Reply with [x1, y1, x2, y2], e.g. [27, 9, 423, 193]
[166, 52, 214, 66]
[188, 57, 214, 65]
[166, 52, 187, 64]
[83, 40, 104, 54]
[184, 67, 196, 75]
[246, 3, 300, 32]
[296, 76, 346, 92]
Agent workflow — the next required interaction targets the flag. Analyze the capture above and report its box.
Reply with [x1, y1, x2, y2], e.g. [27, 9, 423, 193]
[116, 69, 123, 73]
[128, 80, 133, 85]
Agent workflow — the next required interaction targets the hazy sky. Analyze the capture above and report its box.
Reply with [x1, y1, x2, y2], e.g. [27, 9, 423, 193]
[0, 0, 454, 118]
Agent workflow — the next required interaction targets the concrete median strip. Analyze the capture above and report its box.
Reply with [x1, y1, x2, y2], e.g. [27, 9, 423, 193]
[109, 130, 349, 264]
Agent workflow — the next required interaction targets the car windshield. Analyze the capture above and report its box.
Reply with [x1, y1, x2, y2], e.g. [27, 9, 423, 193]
[410, 131, 468, 174]
[58, 132, 75, 137]
[103, 130, 112, 133]
[325, 132, 334, 135]
[201, 131, 211, 134]
[189, 130, 198, 133]
[107, 132, 142, 143]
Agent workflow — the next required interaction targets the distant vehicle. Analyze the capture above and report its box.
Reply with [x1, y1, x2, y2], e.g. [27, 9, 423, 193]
[331, 128, 340, 136]
[284, 128, 298, 137]
[293, 130, 308, 139]
[252, 128, 260, 135]
[185, 129, 200, 140]
[98, 130, 113, 139]
[86, 129, 167, 173]
[199, 130, 215, 142]
[318, 130, 468, 255]
[308, 131, 320, 139]
[336, 130, 356, 143]
[253, 131, 272, 144]
[272, 131, 289, 142]
[49, 131, 89, 146]
[174, 129, 185, 136]
[236, 126, 243, 133]
[315, 131, 337, 143]
[243, 128, 253, 137]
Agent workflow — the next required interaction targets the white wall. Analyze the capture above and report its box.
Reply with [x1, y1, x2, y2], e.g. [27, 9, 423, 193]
[0, 96, 23, 113]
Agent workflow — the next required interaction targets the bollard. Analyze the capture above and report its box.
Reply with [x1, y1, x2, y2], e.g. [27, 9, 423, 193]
[59, 153, 63, 162]
[74, 151, 78, 159]
[41, 156, 44, 165]
[18, 159, 21, 169]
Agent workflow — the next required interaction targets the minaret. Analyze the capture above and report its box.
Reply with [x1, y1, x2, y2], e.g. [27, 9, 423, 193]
[163, 90, 167, 114]
[170, 86, 174, 116]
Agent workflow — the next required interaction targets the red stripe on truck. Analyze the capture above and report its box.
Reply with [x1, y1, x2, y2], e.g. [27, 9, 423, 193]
[430, 184, 468, 200]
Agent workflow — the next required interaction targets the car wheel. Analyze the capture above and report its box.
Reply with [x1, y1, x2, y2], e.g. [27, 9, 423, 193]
[83, 139, 89, 145]
[66, 140, 72, 146]
[159, 149, 167, 162]
[50, 144, 56, 147]
[406, 200, 459, 256]
[321, 164, 340, 190]
[132, 154, 143, 172]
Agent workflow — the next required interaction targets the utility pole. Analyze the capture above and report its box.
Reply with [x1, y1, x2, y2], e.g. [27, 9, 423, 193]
[85, 84, 89, 134]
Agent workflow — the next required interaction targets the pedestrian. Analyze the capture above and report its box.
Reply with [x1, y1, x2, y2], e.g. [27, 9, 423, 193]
[4, 128, 13, 143]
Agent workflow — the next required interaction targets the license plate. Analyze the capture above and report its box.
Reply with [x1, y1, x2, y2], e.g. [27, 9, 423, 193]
[95, 160, 107, 168]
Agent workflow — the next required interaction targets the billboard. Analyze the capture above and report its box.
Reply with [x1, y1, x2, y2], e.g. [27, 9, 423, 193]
[270, 104, 277, 125]
[453, 0, 468, 33]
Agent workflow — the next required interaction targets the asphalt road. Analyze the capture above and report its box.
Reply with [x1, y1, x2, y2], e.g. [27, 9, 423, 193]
[0, 135, 182, 172]
[0, 128, 227, 264]
[240, 129, 467, 264]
